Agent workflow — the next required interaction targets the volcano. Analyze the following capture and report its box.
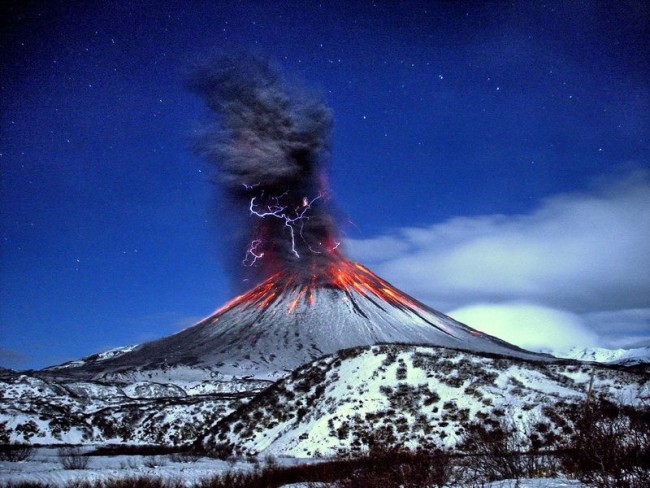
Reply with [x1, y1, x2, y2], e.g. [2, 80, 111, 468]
[45, 57, 549, 381]
[61, 259, 548, 380]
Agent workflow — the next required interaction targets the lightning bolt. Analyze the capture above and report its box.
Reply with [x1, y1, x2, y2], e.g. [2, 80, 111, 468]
[243, 239, 265, 266]
[248, 192, 323, 260]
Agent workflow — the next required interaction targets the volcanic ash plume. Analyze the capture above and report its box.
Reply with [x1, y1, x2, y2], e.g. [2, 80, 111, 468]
[189, 55, 340, 281]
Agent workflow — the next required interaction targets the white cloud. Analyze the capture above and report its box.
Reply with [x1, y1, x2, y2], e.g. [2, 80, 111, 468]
[448, 302, 600, 352]
[346, 169, 650, 347]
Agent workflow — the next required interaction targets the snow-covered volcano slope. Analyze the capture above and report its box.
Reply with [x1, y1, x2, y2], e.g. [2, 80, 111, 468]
[202, 343, 649, 458]
[53, 261, 548, 381]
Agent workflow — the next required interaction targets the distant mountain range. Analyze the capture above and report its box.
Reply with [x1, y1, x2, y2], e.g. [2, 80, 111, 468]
[550, 346, 650, 366]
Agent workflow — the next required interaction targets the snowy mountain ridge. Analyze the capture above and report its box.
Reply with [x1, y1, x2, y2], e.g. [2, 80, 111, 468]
[551, 346, 650, 365]
[44, 345, 138, 371]
[0, 371, 268, 445]
[203, 343, 649, 458]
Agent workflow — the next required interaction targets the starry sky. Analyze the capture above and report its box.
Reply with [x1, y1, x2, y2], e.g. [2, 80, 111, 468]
[2, 1, 649, 369]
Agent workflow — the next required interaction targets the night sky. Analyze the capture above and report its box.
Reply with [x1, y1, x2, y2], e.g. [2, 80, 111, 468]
[2, 1, 649, 369]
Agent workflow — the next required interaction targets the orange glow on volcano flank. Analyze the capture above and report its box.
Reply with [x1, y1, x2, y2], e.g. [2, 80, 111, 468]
[212, 260, 426, 317]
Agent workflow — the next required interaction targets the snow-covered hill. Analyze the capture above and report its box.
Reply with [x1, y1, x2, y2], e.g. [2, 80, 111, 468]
[2, 342, 647, 447]
[202, 343, 649, 458]
[0, 370, 269, 445]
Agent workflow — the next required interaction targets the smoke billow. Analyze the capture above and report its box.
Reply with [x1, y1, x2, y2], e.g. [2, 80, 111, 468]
[189, 54, 341, 282]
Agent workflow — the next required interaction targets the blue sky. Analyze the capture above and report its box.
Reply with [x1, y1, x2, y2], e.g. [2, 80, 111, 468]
[2, 1, 649, 369]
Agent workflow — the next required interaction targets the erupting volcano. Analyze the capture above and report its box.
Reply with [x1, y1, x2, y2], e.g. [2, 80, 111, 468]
[56, 55, 548, 380]
[74, 256, 544, 379]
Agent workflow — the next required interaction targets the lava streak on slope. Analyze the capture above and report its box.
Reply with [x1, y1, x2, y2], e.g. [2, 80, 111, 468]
[211, 259, 440, 320]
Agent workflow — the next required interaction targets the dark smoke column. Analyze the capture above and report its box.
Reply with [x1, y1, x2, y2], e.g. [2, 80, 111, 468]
[189, 54, 341, 282]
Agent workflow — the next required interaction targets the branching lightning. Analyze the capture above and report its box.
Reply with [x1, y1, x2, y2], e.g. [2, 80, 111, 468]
[246, 192, 323, 262]
[190, 54, 339, 281]
[243, 239, 265, 266]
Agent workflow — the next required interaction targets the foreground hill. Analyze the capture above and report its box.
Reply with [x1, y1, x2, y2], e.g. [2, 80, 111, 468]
[1, 343, 647, 447]
[203, 343, 649, 458]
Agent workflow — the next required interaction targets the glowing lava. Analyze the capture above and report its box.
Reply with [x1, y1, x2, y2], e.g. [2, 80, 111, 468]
[213, 259, 430, 317]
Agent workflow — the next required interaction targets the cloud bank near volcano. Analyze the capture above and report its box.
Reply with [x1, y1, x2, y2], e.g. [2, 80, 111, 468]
[347, 168, 650, 349]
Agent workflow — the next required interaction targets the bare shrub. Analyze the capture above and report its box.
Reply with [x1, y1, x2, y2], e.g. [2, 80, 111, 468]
[0, 443, 34, 462]
[57, 446, 90, 470]
[559, 398, 650, 488]
[66, 481, 94, 488]
[263, 452, 278, 468]
[204, 441, 234, 460]
[169, 450, 201, 463]
[458, 416, 557, 483]
[100, 477, 184, 488]
[334, 446, 452, 488]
